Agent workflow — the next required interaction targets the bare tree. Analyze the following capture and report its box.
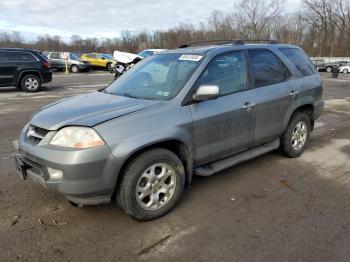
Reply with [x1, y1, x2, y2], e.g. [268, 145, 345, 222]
[235, 0, 285, 39]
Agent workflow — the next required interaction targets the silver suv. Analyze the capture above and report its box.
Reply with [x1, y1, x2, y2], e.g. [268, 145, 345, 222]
[45, 52, 90, 73]
[15, 41, 324, 220]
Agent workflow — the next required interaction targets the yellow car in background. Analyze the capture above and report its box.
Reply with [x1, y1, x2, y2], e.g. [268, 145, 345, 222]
[80, 53, 115, 69]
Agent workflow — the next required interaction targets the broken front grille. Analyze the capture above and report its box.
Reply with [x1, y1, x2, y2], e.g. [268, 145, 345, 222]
[25, 125, 49, 145]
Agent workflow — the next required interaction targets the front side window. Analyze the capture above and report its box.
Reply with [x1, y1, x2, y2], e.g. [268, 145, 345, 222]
[105, 53, 203, 100]
[248, 50, 286, 88]
[279, 48, 316, 76]
[197, 51, 247, 96]
[0, 51, 11, 62]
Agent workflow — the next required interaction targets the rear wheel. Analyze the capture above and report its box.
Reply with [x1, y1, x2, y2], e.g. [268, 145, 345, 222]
[20, 74, 41, 92]
[343, 69, 348, 74]
[117, 148, 185, 221]
[281, 112, 311, 158]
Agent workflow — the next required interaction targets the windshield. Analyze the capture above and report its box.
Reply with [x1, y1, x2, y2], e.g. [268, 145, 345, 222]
[105, 53, 203, 101]
[70, 53, 80, 60]
[102, 54, 113, 59]
[137, 50, 153, 58]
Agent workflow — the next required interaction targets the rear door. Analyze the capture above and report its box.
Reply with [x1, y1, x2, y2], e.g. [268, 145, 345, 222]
[48, 52, 63, 69]
[190, 51, 256, 165]
[248, 49, 299, 145]
[0, 51, 17, 86]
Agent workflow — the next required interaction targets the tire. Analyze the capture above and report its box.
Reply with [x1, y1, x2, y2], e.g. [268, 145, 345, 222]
[281, 112, 311, 158]
[106, 62, 112, 71]
[343, 69, 348, 74]
[70, 65, 79, 73]
[326, 66, 333, 73]
[117, 148, 185, 221]
[20, 74, 41, 92]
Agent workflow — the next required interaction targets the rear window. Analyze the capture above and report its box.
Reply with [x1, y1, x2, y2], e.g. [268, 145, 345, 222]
[279, 48, 316, 76]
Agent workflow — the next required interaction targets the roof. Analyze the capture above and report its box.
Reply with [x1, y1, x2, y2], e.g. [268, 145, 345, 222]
[0, 48, 36, 52]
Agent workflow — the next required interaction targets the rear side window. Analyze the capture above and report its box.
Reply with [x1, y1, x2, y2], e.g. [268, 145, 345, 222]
[16, 52, 37, 62]
[248, 50, 288, 88]
[279, 48, 316, 76]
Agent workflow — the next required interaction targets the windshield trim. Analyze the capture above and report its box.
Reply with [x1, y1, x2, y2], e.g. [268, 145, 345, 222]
[106, 52, 206, 101]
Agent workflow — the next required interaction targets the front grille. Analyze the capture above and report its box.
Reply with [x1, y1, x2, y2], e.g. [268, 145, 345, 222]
[25, 125, 49, 145]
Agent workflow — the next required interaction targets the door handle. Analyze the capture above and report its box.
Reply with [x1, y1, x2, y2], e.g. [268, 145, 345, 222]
[289, 90, 300, 97]
[242, 102, 256, 110]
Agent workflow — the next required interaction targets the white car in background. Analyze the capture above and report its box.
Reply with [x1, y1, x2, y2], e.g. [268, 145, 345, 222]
[339, 65, 350, 74]
[137, 49, 167, 58]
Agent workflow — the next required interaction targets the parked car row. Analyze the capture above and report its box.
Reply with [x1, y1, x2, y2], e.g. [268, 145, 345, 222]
[311, 59, 350, 73]
[44, 49, 167, 73]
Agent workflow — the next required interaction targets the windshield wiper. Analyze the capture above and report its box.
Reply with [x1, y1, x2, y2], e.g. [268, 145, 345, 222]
[122, 92, 139, 99]
[98, 88, 109, 94]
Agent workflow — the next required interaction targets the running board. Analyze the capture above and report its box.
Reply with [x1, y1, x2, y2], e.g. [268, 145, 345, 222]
[194, 139, 280, 176]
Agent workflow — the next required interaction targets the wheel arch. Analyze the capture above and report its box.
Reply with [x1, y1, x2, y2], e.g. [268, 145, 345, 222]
[112, 139, 193, 201]
[285, 103, 315, 132]
[16, 70, 43, 85]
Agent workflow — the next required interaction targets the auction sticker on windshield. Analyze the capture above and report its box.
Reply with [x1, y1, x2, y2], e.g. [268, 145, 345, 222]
[179, 54, 203, 62]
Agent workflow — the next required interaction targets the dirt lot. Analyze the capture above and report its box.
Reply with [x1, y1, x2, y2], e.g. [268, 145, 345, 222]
[0, 72, 349, 262]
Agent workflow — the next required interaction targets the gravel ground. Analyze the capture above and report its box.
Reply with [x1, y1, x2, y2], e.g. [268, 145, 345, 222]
[0, 71, 349, 262]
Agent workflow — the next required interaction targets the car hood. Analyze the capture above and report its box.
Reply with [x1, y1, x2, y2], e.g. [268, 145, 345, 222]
[30, 91, 161, 130]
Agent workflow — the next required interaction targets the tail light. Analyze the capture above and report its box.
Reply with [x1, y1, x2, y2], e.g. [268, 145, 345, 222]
[42, 61, 51, 69]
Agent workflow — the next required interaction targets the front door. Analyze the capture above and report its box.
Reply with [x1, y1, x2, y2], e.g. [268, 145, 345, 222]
[190, 51, 256, 166]
[0, 51, 17, 86]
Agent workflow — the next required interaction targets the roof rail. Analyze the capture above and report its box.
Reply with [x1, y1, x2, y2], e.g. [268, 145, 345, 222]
[178, 39, 278, 48]
[234, 39, 278, 45]
[178, 40, 234, 48]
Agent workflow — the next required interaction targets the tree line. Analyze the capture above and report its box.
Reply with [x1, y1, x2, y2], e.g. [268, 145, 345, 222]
[1, 0, 350, 57]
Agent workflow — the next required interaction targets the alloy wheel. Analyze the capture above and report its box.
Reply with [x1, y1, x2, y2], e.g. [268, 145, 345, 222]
[135, 163, 177, 210]
[291, 121, 307, 151]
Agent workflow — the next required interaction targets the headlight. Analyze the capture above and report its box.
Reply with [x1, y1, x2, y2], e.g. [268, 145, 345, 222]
[50, 127, 105, 149]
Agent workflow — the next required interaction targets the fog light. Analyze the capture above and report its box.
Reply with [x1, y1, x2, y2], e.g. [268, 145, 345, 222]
[47, 167, 63, 181]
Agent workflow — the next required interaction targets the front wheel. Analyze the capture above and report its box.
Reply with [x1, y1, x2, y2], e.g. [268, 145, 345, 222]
[106, 62, 112, 71]
[281, 112, 311, 158]
[117, 149, 185, 221]
[70, 65, 79, 73]
[343, 69, 348, 74]
[326, 66, 333, 73]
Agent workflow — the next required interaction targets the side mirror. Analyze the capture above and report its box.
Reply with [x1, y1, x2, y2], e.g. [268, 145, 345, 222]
[193, 85, 219, 102]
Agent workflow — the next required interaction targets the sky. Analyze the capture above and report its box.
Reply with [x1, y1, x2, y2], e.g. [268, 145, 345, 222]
[0, 0, 302, 42]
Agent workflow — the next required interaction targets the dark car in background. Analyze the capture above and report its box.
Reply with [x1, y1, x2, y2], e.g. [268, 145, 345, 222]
[0, 48, 52, 92]
[45, 52, 90, 73]
[322, 61, 350, 72]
